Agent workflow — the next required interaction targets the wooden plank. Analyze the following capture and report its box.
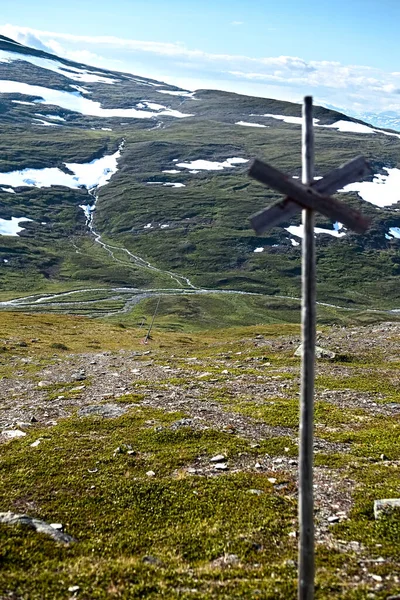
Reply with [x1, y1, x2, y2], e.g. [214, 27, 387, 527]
[298, 95, 315, 600]
[248, 159, 370, 233]
[250, 156, 371, 234]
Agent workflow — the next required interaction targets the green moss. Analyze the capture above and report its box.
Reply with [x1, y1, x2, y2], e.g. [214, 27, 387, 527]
[0, 410, 299, 598]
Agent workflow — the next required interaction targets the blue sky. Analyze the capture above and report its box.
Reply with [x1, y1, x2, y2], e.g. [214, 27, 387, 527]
[1, 1, 400, 116]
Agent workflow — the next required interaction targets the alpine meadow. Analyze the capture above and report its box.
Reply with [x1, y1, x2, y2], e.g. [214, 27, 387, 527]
[0, 30, 400, 600]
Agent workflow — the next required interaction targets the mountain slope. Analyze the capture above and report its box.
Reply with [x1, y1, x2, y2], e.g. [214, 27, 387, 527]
[1, 35, 400, 317]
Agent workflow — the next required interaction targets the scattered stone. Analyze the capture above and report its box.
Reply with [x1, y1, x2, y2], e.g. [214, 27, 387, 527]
[294, 344, 336, 360]
[72, 370, 86, 381]
[214, 463, 228, 471]
[248, 489, 264, 496]
[146, 471, 156, 477]
[30, 416, 38, 423]
[170, 418, 194, 430]
[0, 512, 75, 544]
[68, 585, 80, 593]
[267, 477, 277, 484]
[327, 515, 340, 523]
[374, 498, 400, 519]
[210, 454, 226, 463]
[142, 555, 162, 566]
[285, 559, 297, 568]
[30, 439, 41, 447]
[211, 554, 239, 568]
[78, 404, 127, 419]
[113, 444, 133, 455]
[255, 462, 262, 469]
[50, 523, 63, 531]
[371, 574, 383, 582]
[70, 385, 85, 392]
[37, 381, 50, 388]
[2, 430, 26, 438]
[380, 453, 388, 461]
[288, 531, 298, 538]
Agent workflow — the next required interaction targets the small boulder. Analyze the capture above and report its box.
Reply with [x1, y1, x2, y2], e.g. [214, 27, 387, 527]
[78, 404, 127, 419]
[294, 344, 336, 360]
[374, 498, 400, 519]
[210, 454, 226, 463]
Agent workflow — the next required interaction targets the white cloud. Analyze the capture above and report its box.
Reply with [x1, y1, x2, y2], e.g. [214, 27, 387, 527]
[2, 23, 400, 115]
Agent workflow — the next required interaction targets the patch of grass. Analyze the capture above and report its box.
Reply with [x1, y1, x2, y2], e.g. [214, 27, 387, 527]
[0, 409, 299, 598]
[220, 396, 358, 430]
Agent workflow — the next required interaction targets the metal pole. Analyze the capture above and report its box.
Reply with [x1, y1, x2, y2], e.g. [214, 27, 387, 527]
[298, 96, 316, 600]
[144, 296, 161, 343]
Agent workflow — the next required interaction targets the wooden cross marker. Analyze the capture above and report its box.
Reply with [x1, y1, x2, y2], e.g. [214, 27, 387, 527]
[247, 96, 371, 600]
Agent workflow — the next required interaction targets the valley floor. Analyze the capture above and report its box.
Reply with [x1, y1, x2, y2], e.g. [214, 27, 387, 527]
[0, 314, 399, 598]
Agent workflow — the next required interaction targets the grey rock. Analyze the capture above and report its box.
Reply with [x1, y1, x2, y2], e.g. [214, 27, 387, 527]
[248, 489, 264, 496]
[68, 585, 80, 593]
[72, 370, 86, 381]
[214, 463, 228, 471]
[1, 429, 26, 438]
[0, 512, 75, 544]
[142, 555, 162, 566]
[294, 344, 336, 360]
[211, 554, 239, 568]
[210, 454, 226, 463]
[37, 380, 50, 388]
[374, 498, 400, 519]
[327, 515, 340, 523]
[113, 444, 133, 455]
[78, 404, 127, 419]
[170, 418, 194, 430]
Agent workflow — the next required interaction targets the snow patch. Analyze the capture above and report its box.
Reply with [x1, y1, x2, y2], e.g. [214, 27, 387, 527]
[0, 217, 32, 236]
[323, 120, 376, 134]
[286, 224, 346, 238]
[157, 89, 195, 97]
[0, 147, 121, 190]
[1, 187, 16, 193]
[11, 100, 34, 105]
[236, 121, 267, 128]
[0, 49, 118, 84]
[0, 80, 193, 119]
[32, 118, 59, 127]
[253, 247, 264, 253]
[262, 114, 318, 125]
[35, 113, 66, 122]
[340, 168, 400, 208]
[386, 227, 400, 239]
[162, 170, 181, 174]
[176, 157, 248, 171]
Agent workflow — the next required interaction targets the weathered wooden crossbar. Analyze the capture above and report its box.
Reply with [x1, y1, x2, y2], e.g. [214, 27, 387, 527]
[249, 157, 371, 234]
[250, 156, 371, 234]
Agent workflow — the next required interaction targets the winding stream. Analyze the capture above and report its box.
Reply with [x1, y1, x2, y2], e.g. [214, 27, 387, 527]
[1, 139, 399, 318]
